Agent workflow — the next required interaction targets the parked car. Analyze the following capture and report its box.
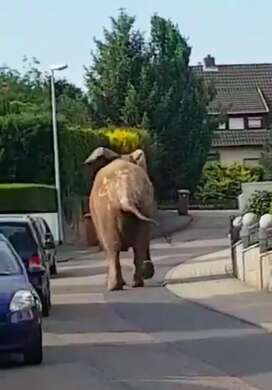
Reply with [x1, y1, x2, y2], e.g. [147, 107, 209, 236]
[31, 216, 57, 276]
[0, 215, 51, 317]
[0, 234, 43, 365]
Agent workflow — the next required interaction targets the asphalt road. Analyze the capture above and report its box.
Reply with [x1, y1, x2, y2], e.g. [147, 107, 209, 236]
[1, 211, 272, 389]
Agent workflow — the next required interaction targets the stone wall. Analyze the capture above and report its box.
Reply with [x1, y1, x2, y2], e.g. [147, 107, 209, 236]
[231, 213, 272, 292]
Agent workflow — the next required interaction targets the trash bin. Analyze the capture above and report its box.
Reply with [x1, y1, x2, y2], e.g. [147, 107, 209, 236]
[84, 213, 98, 246]
[177, 189, 190, 215]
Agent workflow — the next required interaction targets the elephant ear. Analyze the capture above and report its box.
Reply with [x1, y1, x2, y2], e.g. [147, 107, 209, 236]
[130, 149, 147, 171]
[84, 147, 119, 165]
[84, 147, 120, 181]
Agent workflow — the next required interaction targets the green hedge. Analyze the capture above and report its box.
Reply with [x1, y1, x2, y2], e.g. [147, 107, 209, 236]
[0, 184, 57, 213]
[244, 190, 272, 217]
[0, 114, 156, 198]
[195, 162, 264, 204]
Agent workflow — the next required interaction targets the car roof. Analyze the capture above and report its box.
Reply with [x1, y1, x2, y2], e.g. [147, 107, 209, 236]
[32, 216, 46, 224]
[0, 214, 33, 223]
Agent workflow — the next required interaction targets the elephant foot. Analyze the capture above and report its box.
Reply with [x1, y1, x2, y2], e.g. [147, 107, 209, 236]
[143, 260, 155, 280]
[107, 280, 124, 291]
[132, 278, 144, 288]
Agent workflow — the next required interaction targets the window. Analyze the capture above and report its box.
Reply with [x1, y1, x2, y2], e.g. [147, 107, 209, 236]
[0, 241, 21, 275]
[0, 223, 36, 261]
[248, 117, 262, 129]
[207, 151, 219, 161]
[229, 117, 244, 130]
[243, 158, 260, 167]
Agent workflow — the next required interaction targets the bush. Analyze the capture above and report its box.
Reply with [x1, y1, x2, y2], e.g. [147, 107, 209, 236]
[0, 183, 57, 213]
[244, 190, 272, 216]
[99, 127, 143, 154]
[98, 127, 156, 161]
[98, 127, 159, 182]
[196, 162, 264, 203]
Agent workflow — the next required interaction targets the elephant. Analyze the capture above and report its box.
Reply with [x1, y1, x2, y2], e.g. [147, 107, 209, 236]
[84, 147, 158, 291]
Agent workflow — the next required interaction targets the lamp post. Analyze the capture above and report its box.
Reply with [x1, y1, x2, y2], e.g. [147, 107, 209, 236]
[50, 63, 68, 244]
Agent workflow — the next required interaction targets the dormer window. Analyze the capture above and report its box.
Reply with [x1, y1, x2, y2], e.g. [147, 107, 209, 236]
[248, 117, 262, 129]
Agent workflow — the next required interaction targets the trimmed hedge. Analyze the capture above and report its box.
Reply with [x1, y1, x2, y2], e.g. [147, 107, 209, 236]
[0, 115, 156, 197]
[0, 184, 57, 213]
[244, 190, 272, 217]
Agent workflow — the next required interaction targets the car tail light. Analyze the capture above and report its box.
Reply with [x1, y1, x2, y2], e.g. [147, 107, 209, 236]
[29, 254, 42, 267]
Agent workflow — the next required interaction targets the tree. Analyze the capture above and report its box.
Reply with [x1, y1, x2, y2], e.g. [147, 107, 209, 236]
[85, 9, 147, 127]
[260, 113, 272, 180]
[0, 58, 90, 126]
[143, 15, 214, 198]
[0, 58, 92, 189]
[85, 10, 213, 200]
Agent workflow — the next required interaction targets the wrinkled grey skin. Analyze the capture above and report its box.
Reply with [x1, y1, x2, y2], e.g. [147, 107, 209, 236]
[84, 147, 156, 291]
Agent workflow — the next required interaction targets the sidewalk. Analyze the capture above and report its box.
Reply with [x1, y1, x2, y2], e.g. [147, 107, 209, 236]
[57, 210, 192, 262]
[165, 248, 272, 332]
[151, 210, 192, 239]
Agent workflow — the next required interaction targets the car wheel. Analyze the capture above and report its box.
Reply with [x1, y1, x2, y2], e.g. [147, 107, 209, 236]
[24, 326, 43, 365]
[50, 257, 57, 275]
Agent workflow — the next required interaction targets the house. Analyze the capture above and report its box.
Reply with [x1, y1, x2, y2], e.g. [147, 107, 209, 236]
[193, 55, 272, 166]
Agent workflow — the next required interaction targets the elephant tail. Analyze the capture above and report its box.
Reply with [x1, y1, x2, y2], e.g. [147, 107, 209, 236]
[123, 204, 158, 225]
[122, 204, 172, 245]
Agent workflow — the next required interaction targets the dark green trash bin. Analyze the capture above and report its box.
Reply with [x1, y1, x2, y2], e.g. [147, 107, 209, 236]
[177, 189, 190, 215]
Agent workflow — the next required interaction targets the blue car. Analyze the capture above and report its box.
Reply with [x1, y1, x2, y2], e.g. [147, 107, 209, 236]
[0, 234, 43, 365]
[0, 215, 51, 317]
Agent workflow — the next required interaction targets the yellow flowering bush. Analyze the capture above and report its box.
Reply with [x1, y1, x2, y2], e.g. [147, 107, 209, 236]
[98, 127, 151, 155]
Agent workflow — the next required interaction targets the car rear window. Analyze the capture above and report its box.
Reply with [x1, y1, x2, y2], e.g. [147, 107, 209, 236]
[0, 241, 22, 274]
[0, 222, 37, 261]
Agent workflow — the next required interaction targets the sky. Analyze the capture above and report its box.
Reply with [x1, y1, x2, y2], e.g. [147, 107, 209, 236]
[2, 1, 272, 88]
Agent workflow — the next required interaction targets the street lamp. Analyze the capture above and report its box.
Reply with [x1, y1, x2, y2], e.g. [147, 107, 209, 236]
[50, 63, 68, 244]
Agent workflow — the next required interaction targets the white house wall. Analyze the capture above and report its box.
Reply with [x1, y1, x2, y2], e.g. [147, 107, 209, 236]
[218, 146, 262, 165]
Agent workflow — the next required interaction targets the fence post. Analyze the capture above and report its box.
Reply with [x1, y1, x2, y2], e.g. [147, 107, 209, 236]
[229, 215, 238, 277]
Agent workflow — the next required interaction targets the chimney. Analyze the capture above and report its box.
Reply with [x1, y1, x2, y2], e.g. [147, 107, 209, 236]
[204, 54, 216, 68]
[203, 55, 217, 71]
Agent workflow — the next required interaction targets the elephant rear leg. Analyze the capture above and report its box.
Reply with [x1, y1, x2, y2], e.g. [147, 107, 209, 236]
[106, 251, 124, 291]
[132, 246, 146, 288]
[143, 244, 155, 280]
